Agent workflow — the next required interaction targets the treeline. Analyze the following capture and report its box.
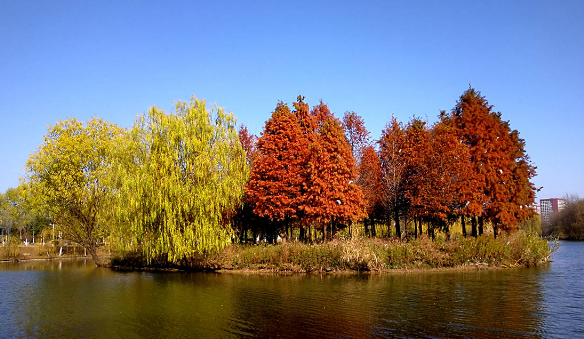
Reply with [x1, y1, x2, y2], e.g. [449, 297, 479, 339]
[2, 87, 537, 266]
[545, 196, 584, 239]
[20, 99, 248, 265]
[236, 87, 537, 243]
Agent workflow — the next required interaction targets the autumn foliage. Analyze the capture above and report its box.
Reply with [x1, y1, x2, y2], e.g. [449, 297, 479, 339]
[238, 88, 536, 242]
[244, 97, 364, 242]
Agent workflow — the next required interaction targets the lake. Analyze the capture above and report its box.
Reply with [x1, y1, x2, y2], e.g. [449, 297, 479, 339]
[1, 241, 583, 338]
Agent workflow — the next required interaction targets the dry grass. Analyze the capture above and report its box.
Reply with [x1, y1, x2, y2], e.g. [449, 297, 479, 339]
[175, 231, 550, 272]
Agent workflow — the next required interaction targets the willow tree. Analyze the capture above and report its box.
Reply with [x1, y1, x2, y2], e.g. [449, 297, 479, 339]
[25, 118, 123, 265]
[113, 97, 249, 264]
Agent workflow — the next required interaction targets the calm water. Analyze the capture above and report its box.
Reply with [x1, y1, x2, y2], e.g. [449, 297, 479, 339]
[1, 242, 583, 338]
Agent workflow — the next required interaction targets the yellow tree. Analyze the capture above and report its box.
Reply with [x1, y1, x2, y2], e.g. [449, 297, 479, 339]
[26, 118, 123, 265]
[113, 97, 249, 264]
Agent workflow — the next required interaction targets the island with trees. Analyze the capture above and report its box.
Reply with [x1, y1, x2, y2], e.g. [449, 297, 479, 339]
[0, 87, 552, 271]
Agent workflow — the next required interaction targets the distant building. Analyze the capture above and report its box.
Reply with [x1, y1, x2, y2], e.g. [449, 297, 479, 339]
[531, 204, 541, 215]
[540, 198, 566, 224]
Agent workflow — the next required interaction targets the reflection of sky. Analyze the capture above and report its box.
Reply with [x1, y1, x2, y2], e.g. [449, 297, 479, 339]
[1, 1, 584, 200]
[0, 270, 43, 338]
[540, 242, 584, 338]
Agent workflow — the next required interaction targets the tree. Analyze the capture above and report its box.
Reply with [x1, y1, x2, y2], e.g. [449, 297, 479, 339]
[548, 196, 584, 239]
[238, 125, 258, 168]
[358, 145, 384, 236]
[446, 87, 537, 236]
[1, 187, 26, 239]
[113, 97, 249, 264]
[378, 117, 407, 238]
[25, 118, 123, 265]
[342, 111, 370, 164]
[246, 101, 308, 241]
[247, 97, 364, 242]
[303, 102, 365, 240]
[401, 118, 431, 237]
[425, 120, 473, 237]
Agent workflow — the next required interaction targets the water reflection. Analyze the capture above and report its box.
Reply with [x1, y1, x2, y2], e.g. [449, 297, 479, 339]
[1, 245, 581, 338]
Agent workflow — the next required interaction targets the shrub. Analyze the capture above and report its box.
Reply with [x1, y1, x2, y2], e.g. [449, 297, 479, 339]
[110, 232, 551, 271]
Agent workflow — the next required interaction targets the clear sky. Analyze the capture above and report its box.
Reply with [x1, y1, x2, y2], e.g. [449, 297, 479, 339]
[1, 0, 583, 201]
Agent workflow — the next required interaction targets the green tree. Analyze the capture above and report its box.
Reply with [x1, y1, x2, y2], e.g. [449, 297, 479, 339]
[548, 196, 584, 239]
[113, 97, 249, 264]
[519, 215, 542, 236]
[25, 118, 123, 265]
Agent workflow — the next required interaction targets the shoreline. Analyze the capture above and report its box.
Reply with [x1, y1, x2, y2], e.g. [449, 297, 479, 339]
[1, 255, 550, 275]
[2, 233, 552, 274]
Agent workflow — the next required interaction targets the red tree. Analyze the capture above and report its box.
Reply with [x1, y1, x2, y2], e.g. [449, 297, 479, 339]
[401, 118, 432, 237]
[238, 125, 257, 168]
[358, 145, 384, 236]
[378, 116, 407, 237]
[302, 101, 365, 240]
[342, 111, 371, 164]
[247, 97, 364, 242]
[245, 102, 309, 241]
[425, 120, 474, 237]
[447, 87, 536, 236]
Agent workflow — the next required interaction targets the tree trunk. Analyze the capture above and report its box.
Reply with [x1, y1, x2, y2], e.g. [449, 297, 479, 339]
[323, 224, 327, 243]
[461, 216, 467, 238]
[239, 226, 247, 244]
[300, 225, 305, 243]
[478, 216, 484, 236]
[414, 218, 418, 239]
[364, 219, 369, 237]
[471, 217, 478, 237]
[87, 245, 104, 267]
[394, 209, 401, 239]
[418, 220, 423, 237]
[444, 222, 450, 239]
[493, 223, 498, 239]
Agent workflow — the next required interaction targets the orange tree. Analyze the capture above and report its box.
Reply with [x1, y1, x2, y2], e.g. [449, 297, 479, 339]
[446, 87, 536, 236]
[378, 116, 407, 237]
[357, 145, 384, 236]
[342, 111, 371, 164]
[245, 102, 308, 242]
[246, 97, 364, 242]
[303, 101, 364, 240]
[401, 118, 432, 238]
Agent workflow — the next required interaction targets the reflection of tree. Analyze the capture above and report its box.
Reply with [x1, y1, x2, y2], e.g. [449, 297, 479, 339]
[12, 264, 546, 338]
[367, 270, 545, 338]
[222, 273, 378, 337]
[16, 265, 235, 338]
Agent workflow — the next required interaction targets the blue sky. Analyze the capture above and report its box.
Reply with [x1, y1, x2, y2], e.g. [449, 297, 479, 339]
[1, 0, 583, 201]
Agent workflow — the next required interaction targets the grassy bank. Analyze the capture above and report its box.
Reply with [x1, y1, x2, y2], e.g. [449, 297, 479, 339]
[111, 231, 553, 272]
[0, 238, 93, 261]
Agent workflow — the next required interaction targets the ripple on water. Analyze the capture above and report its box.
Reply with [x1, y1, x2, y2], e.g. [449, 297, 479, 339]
[1, 244, 584, 338]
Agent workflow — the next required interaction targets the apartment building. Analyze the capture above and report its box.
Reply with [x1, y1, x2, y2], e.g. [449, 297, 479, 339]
[540, 198, 566, 224]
